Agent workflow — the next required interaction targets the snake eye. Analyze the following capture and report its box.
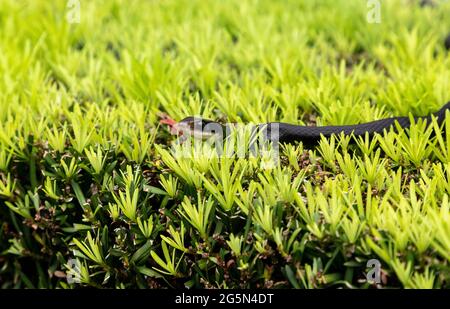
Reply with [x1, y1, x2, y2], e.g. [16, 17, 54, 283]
[188, 121, 196, 130]
[182, 118, 204, 129]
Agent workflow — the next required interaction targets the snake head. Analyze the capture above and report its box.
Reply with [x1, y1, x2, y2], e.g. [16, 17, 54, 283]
[178, 117, 225, 140]
[159, 114, 221, 138]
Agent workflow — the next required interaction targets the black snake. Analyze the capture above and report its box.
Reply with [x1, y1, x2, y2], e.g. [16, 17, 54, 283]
[162, 102, 450, 144]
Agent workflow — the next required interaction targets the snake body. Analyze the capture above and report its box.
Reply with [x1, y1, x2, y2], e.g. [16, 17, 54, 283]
[176, 102, 450, 144]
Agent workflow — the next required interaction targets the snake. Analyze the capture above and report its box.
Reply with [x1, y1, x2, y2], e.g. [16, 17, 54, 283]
[160, 102, 450, 145]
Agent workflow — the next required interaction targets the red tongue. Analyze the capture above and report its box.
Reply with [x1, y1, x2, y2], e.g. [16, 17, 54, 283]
[159, 118, 177, 126]
[159, 117, 182, 135]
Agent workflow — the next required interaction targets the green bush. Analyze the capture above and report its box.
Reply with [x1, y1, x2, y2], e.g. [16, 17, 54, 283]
[0, 0, 449, 288]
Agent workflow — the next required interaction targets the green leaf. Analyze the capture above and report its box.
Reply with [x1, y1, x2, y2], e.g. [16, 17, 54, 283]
[131, 241, 152, 265]
[144, 185, 168, 195]
[285, 265, 300, 289]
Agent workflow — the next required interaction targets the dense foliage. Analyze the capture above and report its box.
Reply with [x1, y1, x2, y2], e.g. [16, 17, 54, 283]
[0, 0, 449, 288]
